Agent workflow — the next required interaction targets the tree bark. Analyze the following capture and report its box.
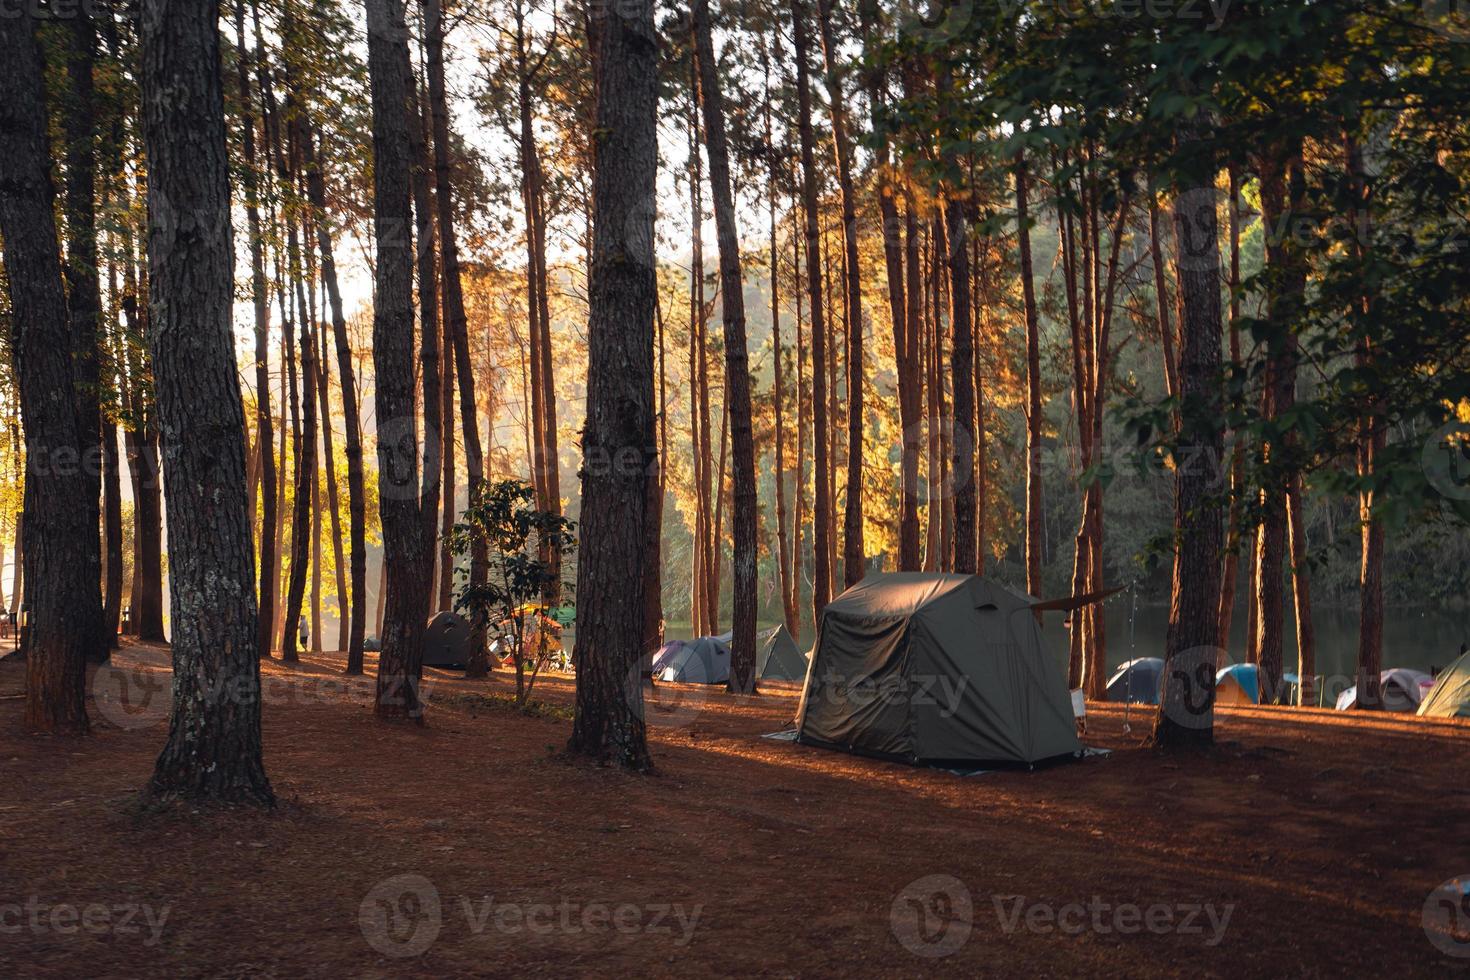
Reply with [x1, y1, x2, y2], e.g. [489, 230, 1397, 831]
[1153, 126, 1224, 748]
[1216, 169, 1244, 650]
[1016, 152, 1043, 609]
[692, 0, 757, 692]
[235, 2, 276, 659]
[1347, 134, 1383, 711]
[280, 319, 317, 661]
[763, 36, 797, 634]
[945, 190, 976, 574]
[1251, 147, 1305, 704]
[789, 0, 832, 623]
[301, 122, 365, 667]
[60, 11, 107, 663]
[791, 219, 807, 638]
[119, 294, 166, 642]
[812, 0, 865, 587]
[1286, 474, 1316, 705]
[408, 72, 445, 625]
[140, 0, 272, 802]
[0, 11, 95, 733]
[423, 0, 490, 675]
[568, 0, 657, 769]
[366, 0, 435, 720]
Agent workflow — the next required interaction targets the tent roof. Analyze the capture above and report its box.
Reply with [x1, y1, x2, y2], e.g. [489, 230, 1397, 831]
[1420, 652, 1470, 718]
[823, 572, 1034, 620]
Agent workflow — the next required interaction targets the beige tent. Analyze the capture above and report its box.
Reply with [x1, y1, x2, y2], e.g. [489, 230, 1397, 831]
[1419, 652, 1470, 719]
[795, 573, 1081, 767]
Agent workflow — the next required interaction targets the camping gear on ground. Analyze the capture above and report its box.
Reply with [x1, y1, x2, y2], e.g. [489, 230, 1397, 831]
[794, 572, 1082, 767]
[1215, 663, 1260, 705]
[1419, 652, 1470, 718]
[423, 610, 472, 668]
[1335, 668, 1434, 712]
[713, 624, 809, 681]
[1106, 657, 1165, 705]
[656, 635, 732, 683]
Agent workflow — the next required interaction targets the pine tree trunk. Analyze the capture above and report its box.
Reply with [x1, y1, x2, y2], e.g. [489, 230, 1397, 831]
[790, 0, 832, 622]
[764, 37, 796, 634]
[409, 72, 445, 624]
[310, 417, 323, 652]
[102, 422, 124, 648]
[694, 0, 757, 691]
[118, 294, 166, 643]
[9, 514, 23, 617]
[367, 0, 436, 721]
[896, 203, 924, 572]
[568, 0, 657, 769]
[298, 130, 355, 658]
[240, 0, 277, 659]
[642, 298, 667, 659]
[1153, 123, 1225, 748]
[791, 221, 807, 639]
[922, 220, 941, 571]
[140, 0, 272, 803]
[438, 318, 456, 613]
[1016, 152, 1044, 609]
[0, 11, 95, 733]
[944, 191, 976, 575]
[1216, 170, 1244, 650]
[60, 11, 107, 663]
[303, 124, 367, 672]
[812, 0, 865, 586]
[424, 0, 489, 675]
[281, 318, 316, 662]
[1347, 134, 1383, 711]
[1252, 147, 1304, 704]
[1286, 474, 1316, 706]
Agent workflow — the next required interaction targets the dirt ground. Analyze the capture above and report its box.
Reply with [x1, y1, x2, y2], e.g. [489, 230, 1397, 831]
[3, 641, 1469, 978]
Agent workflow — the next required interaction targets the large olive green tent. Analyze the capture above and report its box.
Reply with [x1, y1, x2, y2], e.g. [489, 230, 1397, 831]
[1419, 651, 1470, 719]
[795, 573, 1081, 767]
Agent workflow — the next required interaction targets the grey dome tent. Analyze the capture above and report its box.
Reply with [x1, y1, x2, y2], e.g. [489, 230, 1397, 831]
[423, 610, 472, 668]
[714, 624, 809, 681]
[656, 635, 731, 683]
[795, 573, 1082, 767]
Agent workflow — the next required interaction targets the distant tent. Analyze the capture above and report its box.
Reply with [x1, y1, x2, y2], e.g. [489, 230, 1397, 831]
[795, 573, 1081, 767]
[423, 610, 472, 668]
[714, 624, 809, 681]
[656, 635, 732, 683]
[1215, 663, 1260, 705]
[1106, 657, 1164, 705]
[1335, 668, 1434, 712]
[1419, 652, 1470, 719]
[648, 640, 684, 677]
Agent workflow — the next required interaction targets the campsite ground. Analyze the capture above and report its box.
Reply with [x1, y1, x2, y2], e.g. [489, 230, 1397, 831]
[3, 642, 1469, 978]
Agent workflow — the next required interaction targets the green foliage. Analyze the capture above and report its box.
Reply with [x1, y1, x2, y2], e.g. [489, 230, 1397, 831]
[448, 479, 576, 705]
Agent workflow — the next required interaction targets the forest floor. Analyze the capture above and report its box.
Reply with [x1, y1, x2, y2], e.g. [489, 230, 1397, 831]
[3, 641, 1469, 978]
